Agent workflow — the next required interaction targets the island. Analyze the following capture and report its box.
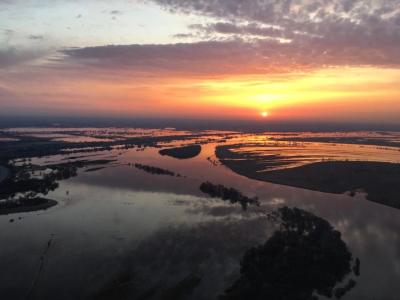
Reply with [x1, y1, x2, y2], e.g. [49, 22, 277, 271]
[133, 163, 177, 176]
[159, 145, 201, 159]
[0, 197, 57, 215]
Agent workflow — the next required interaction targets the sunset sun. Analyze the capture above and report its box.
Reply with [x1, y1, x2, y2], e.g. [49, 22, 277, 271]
[261, 111, 269, 118]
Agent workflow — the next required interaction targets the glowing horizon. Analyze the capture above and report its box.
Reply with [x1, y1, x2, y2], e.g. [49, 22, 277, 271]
[1, 0, 400, 124]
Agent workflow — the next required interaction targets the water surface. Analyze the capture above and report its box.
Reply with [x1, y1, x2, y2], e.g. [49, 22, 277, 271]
[0, 129, 399, 299]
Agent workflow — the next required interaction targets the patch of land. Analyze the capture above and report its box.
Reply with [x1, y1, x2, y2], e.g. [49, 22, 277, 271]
[85, 166, 106, 172]
[216, 145, 400, 209]
[159, 145, 201, 159]
[0, 131, 206, 162]
[133, 163, 178, 177]
[199, 181, 260, 210]
[0, 159, 116, 200]
[0, 197, 57, 215]
[271, 136, 400, 148]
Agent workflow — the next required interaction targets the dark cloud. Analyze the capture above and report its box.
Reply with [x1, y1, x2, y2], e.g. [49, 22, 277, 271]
[152, 0, 400, 67]
[61, 33, 400, 77]
[28, 34, 44, 40]
[2, 28, 14, 35]
[172, 33, 195, 39]
[0, 47, 47, 68]
[110, 9, 122, 15]
[61, 40, 277, 76]
[110, 9, 122, 20]
[152, 0, 399, 25]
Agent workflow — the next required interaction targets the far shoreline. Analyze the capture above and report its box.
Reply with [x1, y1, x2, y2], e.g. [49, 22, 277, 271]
[216, 145, 400, 210]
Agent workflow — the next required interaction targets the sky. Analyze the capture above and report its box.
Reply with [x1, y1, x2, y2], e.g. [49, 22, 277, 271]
[1, 0, 400, 124]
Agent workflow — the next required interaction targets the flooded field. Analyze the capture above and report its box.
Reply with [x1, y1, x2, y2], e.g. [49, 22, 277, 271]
[222, 139, 400, 171]
[0, 128, 400, 299]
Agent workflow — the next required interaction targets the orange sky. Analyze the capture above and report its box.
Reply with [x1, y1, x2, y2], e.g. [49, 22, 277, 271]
[3, 65, 399, 123]
[1, 0, 400, 124]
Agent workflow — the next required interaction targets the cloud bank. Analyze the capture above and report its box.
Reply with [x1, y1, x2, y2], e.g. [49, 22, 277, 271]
[57, 0, 400, 75]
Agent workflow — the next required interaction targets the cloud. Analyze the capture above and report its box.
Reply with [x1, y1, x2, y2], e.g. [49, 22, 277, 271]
[0, 84, 12, 97]
[188, 22, 286, 41]
[2, 0, 400, 77]
[172, 33, 195, 39]
[151, 0, 400, 67]
[110, 10, 122, 15]
[0, 47, 48, 68]
[110, 9, 123, 20]
[60, 34, 400, 78]
[61, 40, 278, 76]
[2, 0, 400, 74]
[28, 34, 44, 40]
[151, 0, 399, 24]
[50, 0, 400, 75]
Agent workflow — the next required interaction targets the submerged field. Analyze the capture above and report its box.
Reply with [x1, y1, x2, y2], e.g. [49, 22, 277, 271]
[0, 128, 400, 299]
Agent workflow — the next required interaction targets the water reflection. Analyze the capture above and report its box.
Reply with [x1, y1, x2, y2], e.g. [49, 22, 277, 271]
[93, 216, 274, 300]
[222, 207, 359, 300]
[0, 129, 399, 299]
[220, 141, 400, 172]
[93, 207, 359, 300]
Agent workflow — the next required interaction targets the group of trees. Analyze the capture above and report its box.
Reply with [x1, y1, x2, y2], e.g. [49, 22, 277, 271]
[133, 163, 176, 177]
[159, 145, 201, 159]
[199, 182, 260, 210]
[221, 207, 360, 300]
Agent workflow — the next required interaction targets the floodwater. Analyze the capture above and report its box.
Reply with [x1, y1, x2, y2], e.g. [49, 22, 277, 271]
[0, 129, 400, 299]
[226, 139, 400, 171]
[0, 166, 9, 183]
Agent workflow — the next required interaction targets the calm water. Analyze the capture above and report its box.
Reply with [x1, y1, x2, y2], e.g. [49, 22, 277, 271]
[1, 129, 400, 299]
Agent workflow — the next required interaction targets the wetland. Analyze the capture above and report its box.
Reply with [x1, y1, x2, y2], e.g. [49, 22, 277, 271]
[0, 128, 399, 299]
